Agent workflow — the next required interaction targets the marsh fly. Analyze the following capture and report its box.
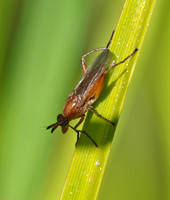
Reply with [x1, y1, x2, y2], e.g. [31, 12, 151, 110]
[47, 30, 138, 147]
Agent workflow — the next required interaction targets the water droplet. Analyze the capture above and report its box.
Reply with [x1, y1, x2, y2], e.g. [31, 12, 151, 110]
[95, 160, 100, 166]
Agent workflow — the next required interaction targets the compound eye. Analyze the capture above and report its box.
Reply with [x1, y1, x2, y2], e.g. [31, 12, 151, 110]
[57, 114, 69, 126]
[57, 114, 64, 122]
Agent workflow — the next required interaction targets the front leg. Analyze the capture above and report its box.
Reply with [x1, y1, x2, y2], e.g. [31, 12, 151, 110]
[69, 124, 98, 147]
[74, 114, 85, 129]
[75, 131, 80, 147]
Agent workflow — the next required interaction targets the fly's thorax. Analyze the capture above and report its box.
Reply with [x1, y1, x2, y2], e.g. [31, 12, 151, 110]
[63, 95, 82, 119]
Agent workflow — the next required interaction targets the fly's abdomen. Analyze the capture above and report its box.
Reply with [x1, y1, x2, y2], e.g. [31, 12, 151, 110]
[86, 74, 106, 102]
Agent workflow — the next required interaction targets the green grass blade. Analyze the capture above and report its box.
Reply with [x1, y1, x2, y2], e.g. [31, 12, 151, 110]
[60, 0, 156, 199]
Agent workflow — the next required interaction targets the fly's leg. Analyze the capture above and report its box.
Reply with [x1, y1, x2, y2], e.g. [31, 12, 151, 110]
[81, 29, 115, 73]
[105, 48, 139, 74]
[69, 124, 98, 147]
[75, 131, 80, 147]
[90, 108, 115, 126]
[81, 47, 106, 74]
[73, 115, 98, 146]
[79, 130, 98, 147]
[74, 115, 85, 129]
[106, 30, 115, 48]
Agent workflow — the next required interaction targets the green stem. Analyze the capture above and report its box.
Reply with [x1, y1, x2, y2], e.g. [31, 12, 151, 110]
[60, 0, 156, 199]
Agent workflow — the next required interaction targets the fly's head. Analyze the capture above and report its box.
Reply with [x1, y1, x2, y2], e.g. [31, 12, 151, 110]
[57, 114, 69, 133]
[47, 114, 69, 134]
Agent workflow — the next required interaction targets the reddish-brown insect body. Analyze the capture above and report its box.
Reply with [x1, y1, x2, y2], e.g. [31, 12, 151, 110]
[47, 30, 138, 147]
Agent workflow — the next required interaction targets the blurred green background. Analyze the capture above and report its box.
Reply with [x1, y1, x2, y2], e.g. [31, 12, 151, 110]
[0, 0, 169, 200]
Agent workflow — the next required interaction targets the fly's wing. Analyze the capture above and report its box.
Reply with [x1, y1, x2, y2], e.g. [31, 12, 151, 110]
[73, 49, 113, 105]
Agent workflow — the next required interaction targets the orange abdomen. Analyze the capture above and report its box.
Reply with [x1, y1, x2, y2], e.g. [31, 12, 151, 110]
[87, 74, 106, 101]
